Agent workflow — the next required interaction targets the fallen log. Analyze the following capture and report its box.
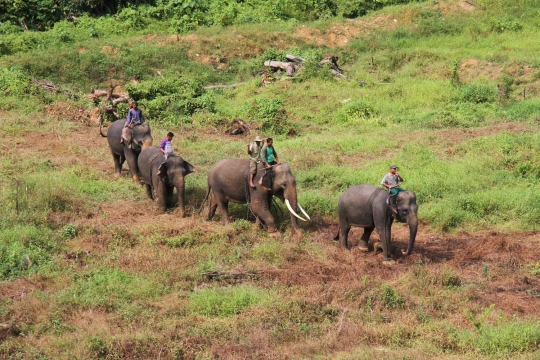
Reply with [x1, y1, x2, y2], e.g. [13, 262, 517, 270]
[33, 79, 78, 99]
[88, 88, 125, 99]
[202, 270, 261, 282]
[228, 118, 250, 135]
[285, 54, 305, 63]
[203, 82, 246, 90]
[264, 61, 297, 76]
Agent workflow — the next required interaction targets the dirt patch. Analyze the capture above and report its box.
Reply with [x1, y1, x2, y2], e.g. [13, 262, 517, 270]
[434, 0, 478, 14]
[459, 58, 504, 82]
[45, 101, 97, 126]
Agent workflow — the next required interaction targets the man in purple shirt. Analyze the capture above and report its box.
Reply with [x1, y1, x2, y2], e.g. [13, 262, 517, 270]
[160, 132, 175, 162]
[121, 101, 144, 148]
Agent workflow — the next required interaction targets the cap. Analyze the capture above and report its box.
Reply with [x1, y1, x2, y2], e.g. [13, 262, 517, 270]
[254, 136, 263, 142]
[390, 164, 397, 169]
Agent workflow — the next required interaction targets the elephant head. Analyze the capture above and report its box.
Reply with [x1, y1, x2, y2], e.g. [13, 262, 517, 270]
[158, 156, 195, 217]
[395, 190, 418, 255]
[260, 164, 310, 234]
[131, 124, 153, 152]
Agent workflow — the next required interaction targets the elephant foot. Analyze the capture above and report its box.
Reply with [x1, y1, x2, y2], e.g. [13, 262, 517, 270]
[373, 242, 383, 253]
[114, 172, 121, 178]
[358, 240, 369, 252]
[382, 259, 396, 267]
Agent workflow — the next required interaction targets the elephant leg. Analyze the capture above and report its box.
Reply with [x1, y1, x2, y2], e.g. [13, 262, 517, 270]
[359, 227, 374, 251]
[375, 218, 393, 261]
[111, 152, 123, 177]
[144, 184, 153, 200]
[206, 193, 218, 221]
[156, 180, 167, 214]
[217, 199, 229, 225]
[123, 147, 140, 184]
[338, 217, 350, 249]
[251, 197, 276, 232]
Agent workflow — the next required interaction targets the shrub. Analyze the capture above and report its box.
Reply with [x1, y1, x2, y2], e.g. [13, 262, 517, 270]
[458, 83, 496, 104]
[244, 98, 294, 135]
[0, 67, 34, 96]
[0, 226, 59, 279]
[335, 99, 376, 124]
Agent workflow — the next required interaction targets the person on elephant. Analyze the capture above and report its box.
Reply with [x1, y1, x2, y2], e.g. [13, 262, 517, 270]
[381, 164, 404, 215]
[160, 132, 175, 161]
[261, 137, 281, 168]
[121, 101, 144, 148]
[247, 135, 263, 189]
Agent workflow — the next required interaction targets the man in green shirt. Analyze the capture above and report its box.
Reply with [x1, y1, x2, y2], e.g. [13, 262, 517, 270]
[262, 137, 280, 168]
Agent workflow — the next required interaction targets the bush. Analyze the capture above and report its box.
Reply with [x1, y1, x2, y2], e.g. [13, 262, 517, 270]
[244, 98, 294, 135]
[458, 83, 496, 104]
[0, 226, 59, 279]
[335, 99, 376, 124]
[0, 67, 34, 96]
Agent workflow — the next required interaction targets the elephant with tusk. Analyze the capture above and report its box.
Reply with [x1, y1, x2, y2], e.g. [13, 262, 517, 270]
[335, 184, 418, 261]
[202, 159, 309, 234]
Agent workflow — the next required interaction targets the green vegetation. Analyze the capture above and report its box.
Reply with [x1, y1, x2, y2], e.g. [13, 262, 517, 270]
[1, 0, 540, 358]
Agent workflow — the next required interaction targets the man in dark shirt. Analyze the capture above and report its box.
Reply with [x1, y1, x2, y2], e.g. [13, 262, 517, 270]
[381, 164, 404, 215]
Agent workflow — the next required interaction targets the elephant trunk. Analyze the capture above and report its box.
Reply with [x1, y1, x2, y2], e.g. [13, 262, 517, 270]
[404, 214, 418, 255]
[173, 177, 186, 217]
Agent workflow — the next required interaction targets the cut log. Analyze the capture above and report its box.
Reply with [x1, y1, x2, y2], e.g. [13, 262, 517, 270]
[112, 95, 130, 106]
[228, 118, 250, 135]
[88, 88, 125, 99]
[202, 270, 261, 282]
[33, 79, 78, 99]
[285, 54, 305, 63]
[203, 82, 246, 90]
[264, 60, 292, 70]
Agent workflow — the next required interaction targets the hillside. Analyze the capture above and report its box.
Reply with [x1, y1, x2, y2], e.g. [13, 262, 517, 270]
[1, 0, 540, 358]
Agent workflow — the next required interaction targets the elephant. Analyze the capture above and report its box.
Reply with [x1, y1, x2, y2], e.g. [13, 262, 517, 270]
[202, 159, 310, 234]
[137, 146, 195, 216]
[100, 119, 153, 183]
[335, 184, 418, 261]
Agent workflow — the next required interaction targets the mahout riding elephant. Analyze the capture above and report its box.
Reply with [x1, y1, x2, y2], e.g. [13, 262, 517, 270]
[335, 184, 418, 261]
[138, 146, 195, 216]
[203, 159, 310, 234]
[100, 119, 153, 183]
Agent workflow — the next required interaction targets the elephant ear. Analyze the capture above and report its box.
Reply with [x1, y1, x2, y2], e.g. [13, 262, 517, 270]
[183, 160, 195, 175]
[260, 169, 273, 189]
[158, 162, 167, 179]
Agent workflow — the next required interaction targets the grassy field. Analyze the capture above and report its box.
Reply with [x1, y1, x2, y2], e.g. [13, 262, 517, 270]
[1, 0, 540, 358]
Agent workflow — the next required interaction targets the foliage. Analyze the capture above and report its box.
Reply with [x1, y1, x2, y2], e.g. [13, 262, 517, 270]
[125, 75, 215, 122]
[0, 67, 34, 95]
[0, 226, 59, 279]
[243, 98, 294, 135]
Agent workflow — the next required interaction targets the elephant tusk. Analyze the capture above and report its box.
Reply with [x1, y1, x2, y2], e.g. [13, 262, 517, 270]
[285, 199, 307, 222]
[297, 203, 311, 221]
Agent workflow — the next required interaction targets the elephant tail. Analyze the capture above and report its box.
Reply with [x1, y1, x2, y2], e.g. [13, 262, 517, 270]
[334, 227, 339, 241]
[99, 115, 107, 138]
[198, 184, 211, 215]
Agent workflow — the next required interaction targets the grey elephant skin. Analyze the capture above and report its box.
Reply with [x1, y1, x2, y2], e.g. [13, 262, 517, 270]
[138, 147, 195, 217]
[336, 184, 418, 261]
[204, 159, 310, 233]
[100, 119, 153, 183]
